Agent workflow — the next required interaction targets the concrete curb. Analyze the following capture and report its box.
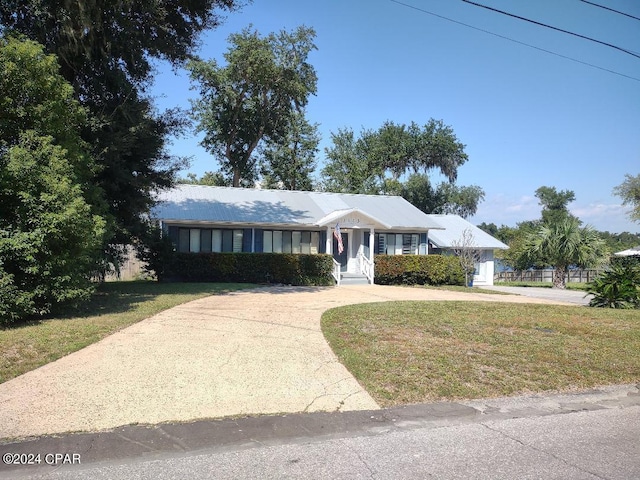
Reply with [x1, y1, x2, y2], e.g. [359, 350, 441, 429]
[1, 384, 638, 478]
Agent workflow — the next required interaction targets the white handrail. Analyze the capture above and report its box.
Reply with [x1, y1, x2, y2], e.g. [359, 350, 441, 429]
[332, 258, 341, 285]
[358, 253, 374, 284]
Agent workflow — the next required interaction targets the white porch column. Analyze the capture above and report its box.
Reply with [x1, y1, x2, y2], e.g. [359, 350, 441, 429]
[326, 226, 332, 254]
[369, 227, 375, 284]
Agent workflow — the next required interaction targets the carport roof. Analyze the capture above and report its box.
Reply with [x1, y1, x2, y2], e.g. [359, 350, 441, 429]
[153, 185, 444, 231]
[426, 214, 509, 249]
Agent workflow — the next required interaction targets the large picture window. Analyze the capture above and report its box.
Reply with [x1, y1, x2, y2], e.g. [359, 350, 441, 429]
[262, 229, 320, 254]
[177, 228, 245, 253]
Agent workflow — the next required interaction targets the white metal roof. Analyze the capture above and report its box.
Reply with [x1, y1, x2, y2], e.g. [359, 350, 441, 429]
[425, 214, 509, 250]
[614, 246, 640, 256]
[153, 185, 445, 231]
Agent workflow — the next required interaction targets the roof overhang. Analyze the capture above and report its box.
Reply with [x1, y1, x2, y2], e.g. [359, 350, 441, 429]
[315, 208, 393, 229]
[614, 246, 640, 257]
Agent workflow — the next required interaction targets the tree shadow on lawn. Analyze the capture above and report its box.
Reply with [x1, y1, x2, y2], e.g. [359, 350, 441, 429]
[2, 281, 258, 330]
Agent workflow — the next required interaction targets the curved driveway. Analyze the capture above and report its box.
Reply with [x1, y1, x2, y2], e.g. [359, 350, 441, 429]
[0, 285, 574, 440]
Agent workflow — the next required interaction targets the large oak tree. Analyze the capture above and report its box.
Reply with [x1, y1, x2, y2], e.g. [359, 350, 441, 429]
[0, 0, 243, 267]
[321, 120, 484, 216]
[188, 26, 318, 187]
[614, 174, 640, 223]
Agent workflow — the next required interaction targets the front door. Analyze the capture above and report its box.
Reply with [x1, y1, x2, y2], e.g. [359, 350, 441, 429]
[333, 232, 348, 272]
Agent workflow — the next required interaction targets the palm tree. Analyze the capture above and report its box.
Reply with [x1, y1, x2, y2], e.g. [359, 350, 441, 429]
[524, 217, 608, 289]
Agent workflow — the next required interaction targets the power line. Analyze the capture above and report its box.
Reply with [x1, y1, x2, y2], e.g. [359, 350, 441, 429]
[461, 0, 640, 60]
[389, 0, 640, 82]
[579, 0, 640, 22]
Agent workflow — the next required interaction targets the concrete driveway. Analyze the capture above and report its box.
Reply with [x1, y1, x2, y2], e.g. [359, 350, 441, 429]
[481, 285, 592, 305]
[0, 285, 575, 440]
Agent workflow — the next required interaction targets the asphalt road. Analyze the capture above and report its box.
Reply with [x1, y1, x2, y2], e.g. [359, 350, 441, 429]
[3, 385, 639, 480]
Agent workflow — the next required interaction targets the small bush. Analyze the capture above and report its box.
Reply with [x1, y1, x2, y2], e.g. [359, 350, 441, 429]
[163, 252, 334, 286]
[587, 263, 640, 309]
[375, 255, 464, 286]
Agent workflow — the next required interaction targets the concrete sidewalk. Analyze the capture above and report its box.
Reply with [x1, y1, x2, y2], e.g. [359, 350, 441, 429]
[0, 285, 574, 440]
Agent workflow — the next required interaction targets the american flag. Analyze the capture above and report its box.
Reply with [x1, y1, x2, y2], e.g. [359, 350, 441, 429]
[334, 223, 344, 254]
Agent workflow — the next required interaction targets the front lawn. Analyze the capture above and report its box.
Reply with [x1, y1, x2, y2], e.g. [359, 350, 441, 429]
[0, 281, 256, 383]
[322, 301, 640, 406]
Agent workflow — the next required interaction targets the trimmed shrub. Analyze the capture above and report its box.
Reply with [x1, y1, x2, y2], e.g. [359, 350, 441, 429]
[163, 252, 334, 286]
[375, 255, 464, 286]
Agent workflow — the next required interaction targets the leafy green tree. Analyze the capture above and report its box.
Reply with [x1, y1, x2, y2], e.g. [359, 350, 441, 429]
[260, 109, 319, 190]
[364, 120, 468, 181]
[321, 119, 468, 191]
[188, 26, 318, 187]
[0, 0, 243, 268]
[0, 133, 106, 323]
[320, 128, 381, 194]
[321, 121, 481, 216]
[399, 174, 484, 217]
[0, 36, 95, 183]
[0, 36, 107, 323]
[522, 217, 608, 289]
[477, 222, 499, 237]
[614, 174, 640, 223]
[535, 186, 577, 225]
[494, 222, 540, 271]
[397, 174, 437, 211]
[432, 182, 485, 218]
[597, 231, 640, 253]
[179, 171, 231, 187]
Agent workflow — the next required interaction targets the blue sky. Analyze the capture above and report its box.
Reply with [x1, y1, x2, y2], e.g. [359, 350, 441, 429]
[150, 0, 640, 233]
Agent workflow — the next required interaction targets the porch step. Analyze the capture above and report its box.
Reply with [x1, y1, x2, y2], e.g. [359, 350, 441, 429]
[338, 273, 371, 286]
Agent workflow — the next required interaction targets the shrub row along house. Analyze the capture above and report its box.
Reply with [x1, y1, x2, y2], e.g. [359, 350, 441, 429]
[151, 185, 507, 285]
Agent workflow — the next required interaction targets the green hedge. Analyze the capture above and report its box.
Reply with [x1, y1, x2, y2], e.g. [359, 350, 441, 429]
[610, 255, 640, 269]
[375, 254, 464, 286]
[163, 252, 334, 286]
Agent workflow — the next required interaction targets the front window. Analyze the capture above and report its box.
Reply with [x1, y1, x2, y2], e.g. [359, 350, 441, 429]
[375, 233, 421, 255]
[262, 229, 319, 254]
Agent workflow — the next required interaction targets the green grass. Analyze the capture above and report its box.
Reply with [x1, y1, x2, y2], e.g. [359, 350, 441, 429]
[495, 281, 590, 291]
[0, 281, 256, 383]
[322, 301, 640, 406]
[422, 285, 512, 295]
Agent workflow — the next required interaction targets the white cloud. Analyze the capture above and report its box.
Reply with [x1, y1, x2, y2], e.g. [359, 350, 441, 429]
[571, 203, 638, 233]
[471, 198, 639, 233]
[470, 194, 539, 226]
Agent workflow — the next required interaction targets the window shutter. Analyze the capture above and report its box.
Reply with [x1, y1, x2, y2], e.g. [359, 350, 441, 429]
[167, 226, 179, 249]
[201, 229, 212, 253]
[222, 230, 233, 252]
[254, 229, 263, 253]
[282, 231, 292, 253]
[232, 230, 243, 253]
[242, 229, 253, 252]
[377, 233, 386, 255]
[395, 234, 403, 255]
[319, 230, 326, 253]
[420, 233, 428, 255]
